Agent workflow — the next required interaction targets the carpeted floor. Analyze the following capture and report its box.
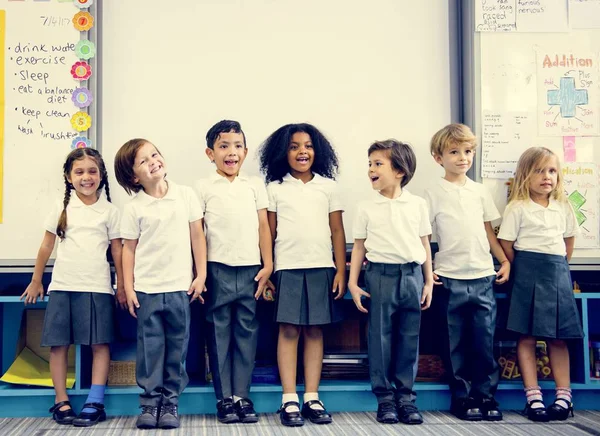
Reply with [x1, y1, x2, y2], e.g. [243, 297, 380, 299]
[1, 410, 600, 435]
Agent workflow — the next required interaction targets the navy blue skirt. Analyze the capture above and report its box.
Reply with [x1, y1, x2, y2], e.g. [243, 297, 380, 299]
[507, 251, 583, 339]
[273, 267, 343, 326]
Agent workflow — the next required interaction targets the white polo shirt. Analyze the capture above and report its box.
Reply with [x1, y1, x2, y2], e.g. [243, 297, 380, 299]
[267, 173, 343, 271]
[353, 190, 431, 265]
[424, 178, 500, 279]
[45, 193, 120, 294]
[195, 172, 268, 266]
[498, 198, 579, 256]
[120, 180, 203, 293]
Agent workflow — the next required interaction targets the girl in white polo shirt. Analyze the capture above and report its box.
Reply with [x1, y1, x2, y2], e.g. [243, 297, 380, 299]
[21, 148, 123, 427]
[498, 147, 583, 422]
[259, 123, 346, 427]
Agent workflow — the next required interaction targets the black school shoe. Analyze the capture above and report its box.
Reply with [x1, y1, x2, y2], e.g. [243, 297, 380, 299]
[376, 402, 399, 424]
[49, 401, 76, 425]
[396, 401, 423, 425]
[301, 400, 333, 424]
[450, 397, 483, 421]
[235, 398, 259, 423]
[158, 404, 180, 429]
[217, 398, 240, 424]
[548, 399, 574, 421]
[480, 398, 503, 421]
[278, 401, 304, 427]
[523, 400, 550, 422]
[136, 405, 159, 429]
[72, 403, 106, 427]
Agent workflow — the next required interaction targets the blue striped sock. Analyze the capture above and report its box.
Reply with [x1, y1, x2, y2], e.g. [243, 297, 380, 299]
[82, 384, 106, 413]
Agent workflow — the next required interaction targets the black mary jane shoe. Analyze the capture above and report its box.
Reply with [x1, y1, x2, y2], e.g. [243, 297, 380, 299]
[301, 400, 332, 424]
[73, 402, 107, 427]
[278, 401, 304, 427]
[235, 398, 259, 423]
[49, 400, 76, 425]
[523, 399, 550, 422]
[548, 399, 574, 421]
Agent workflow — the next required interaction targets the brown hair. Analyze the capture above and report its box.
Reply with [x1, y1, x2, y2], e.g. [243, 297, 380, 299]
[368, 139, 416, 188]
[508, 147, 566, 203]
[430, 123, 477, 158]
[114, 138, 163, 195]
[57, 148, 112, 240]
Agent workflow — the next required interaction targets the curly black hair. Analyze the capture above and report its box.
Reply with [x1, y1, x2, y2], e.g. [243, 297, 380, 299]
[258, 123, 339, 183]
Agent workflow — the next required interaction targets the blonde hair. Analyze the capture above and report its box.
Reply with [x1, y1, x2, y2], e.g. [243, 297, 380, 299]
[508, 147, 566, 203]
[430, 123, 477, 157]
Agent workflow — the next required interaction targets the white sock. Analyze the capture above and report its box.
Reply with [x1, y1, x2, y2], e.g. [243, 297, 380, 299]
[233, 395, 242, 403]
[555, 387, 572, 410]
[282, 393, 299, 413]
[304, 392, 324, 410]
[525, 386, 544, 409]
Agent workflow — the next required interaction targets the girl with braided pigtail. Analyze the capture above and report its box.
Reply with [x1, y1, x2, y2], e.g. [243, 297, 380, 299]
[21, 148, 125, 427]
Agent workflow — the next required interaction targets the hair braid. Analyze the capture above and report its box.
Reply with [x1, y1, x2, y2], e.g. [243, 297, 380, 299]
[56, 177, 72, 240]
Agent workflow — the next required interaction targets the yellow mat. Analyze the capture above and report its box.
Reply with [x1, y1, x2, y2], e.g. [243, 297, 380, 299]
[0, 346, 75, 388]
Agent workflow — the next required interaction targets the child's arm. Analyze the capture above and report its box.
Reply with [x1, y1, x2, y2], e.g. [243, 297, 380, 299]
[427, 234, 442, 285]
[484, 222, 510, 284]
[110, 239, 127, 310]
[330, 211, 347, 300]
[348, 239, 369, 313]
[254, 209, 274, 300]
[565, 236, 575, 262]
[499, 239, 516, 263]
[20, 231, 56, 305]
[420, 235, 434, 310]
[267, 211, 277, 242]
[189, 219, 207, 303]
[122, 238, 140, 318]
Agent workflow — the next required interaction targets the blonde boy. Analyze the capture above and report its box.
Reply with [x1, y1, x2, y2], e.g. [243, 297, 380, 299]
[424, 124, 509, 421]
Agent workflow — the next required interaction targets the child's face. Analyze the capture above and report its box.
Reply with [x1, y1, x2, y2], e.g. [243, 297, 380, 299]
[368, 150, 404, 192]
[206, 131, 247, 180]
[434, 142, 474, 177]
[67, 156, 100, 203]
[132, 142, 166, 188]
[529, 155, 558, 199]
[287, 132, 314, 177]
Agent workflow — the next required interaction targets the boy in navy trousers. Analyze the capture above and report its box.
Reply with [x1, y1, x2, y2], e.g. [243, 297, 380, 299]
[424, 124, 510, 421]
[194, 120, 273, 423]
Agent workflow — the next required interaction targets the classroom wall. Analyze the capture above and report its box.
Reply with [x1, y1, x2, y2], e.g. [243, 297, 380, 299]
[100, 0, 455, 242]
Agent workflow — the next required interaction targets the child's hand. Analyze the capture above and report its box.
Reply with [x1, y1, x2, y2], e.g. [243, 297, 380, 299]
[421, 282, 433, 310]
[332, 270, 346, 300]
[495, 260, 510, 284]
[348, 284, 370, 313]
[126, 291, 140, 318]
[433, 272, 442, 286]
[188, 277, 207, 304]
[115, 284, 128, 310]
[254, 266, 273, 300]
[20, 281, 45, 305]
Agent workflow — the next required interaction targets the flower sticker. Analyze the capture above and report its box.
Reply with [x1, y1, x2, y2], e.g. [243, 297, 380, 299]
[71, 136, 92, 149]
[72, 87, 93, 108]
[73, 12, 94, 31]
[75, 40, 96, 60]
[74, 0, 94, 9]
[71, 111, 92, 132]
[71, 61, 92, 81]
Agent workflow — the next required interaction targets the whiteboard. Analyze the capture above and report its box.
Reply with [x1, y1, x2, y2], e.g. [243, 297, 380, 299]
[474, 30, 600, 262]
[100, 0, 454, 244]
[0, 0, 96, 262]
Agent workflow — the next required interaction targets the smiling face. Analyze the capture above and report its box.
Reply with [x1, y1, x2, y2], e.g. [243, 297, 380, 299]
[287, 131, 314, 179]
[67, 155, 101, 204]
[132, 142, 166, 188]
[434, 142, 474, 181]
[529, 155, 559, 200]
[206, 131, 247, 181]
[368, 149, 404, 193]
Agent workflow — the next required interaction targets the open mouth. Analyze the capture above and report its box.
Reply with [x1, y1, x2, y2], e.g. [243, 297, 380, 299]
[370, 176, 379, 182]
[225, 159, 238, 167]
[297, 157, 309, 163]
[150, 165, 162, 174]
